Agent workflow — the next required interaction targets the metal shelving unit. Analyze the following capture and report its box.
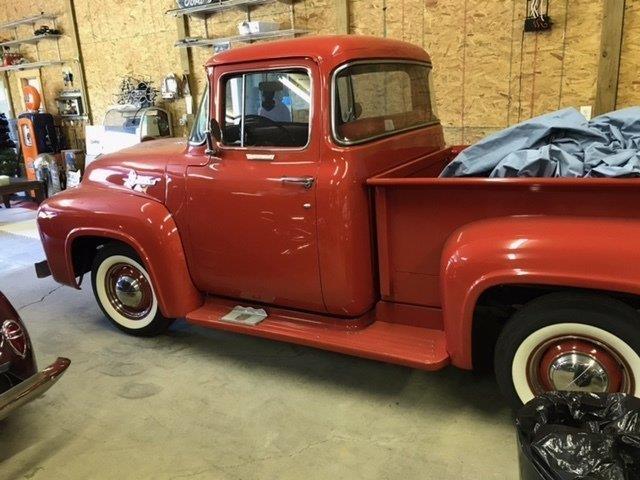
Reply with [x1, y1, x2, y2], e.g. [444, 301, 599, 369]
[175, 28, 305, 48]
[168, 0, 304, 52]
[167, 0, 282, 18]
[0, 33, 63, 48]
[0, 60, 66, 73]
[0, 12, 66, 73]
[0, 13, 57, 31]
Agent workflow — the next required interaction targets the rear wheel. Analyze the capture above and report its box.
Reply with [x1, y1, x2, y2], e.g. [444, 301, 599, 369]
[91, 243, 173, 336]
[495, 292, 640, 408]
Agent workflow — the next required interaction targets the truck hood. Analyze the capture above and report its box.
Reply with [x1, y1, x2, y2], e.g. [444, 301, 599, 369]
[83, 138, 188, 203]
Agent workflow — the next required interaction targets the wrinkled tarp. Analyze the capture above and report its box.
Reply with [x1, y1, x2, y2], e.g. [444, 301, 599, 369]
[440, 107, 640, 178]
[516, 392, 640, 480]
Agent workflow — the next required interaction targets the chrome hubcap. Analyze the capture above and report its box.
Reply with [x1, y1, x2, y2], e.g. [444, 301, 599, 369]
[548, 352, 609, 392]
[105, 263, 153, 320]
[528, 335, 632, 395]
[114, 275, 144, 309]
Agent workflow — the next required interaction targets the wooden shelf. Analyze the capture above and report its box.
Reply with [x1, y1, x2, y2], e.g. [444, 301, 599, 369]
[0, 13, 57, 31]
[175, 28, 306, 48]
[0, 60, 66, 73]
[0, 33, 62, 48]
[167, 0, 285, 18]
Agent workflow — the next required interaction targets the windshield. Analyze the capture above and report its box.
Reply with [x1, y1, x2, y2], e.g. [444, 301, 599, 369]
[333, 62, 437, 144]
[189, 83, 209, 144]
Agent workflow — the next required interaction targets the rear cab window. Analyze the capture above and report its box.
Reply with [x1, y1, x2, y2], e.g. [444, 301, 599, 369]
[332, 62, 438, 145]
[221, 69, 311, 148]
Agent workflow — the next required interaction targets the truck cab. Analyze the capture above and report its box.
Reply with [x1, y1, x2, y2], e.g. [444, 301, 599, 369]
[179, 36, 442, 318]
[37, 36, 640, 408]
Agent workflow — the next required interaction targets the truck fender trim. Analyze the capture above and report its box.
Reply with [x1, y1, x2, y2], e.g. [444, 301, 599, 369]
[65, 222, 202, 319]
[440, 215, 640, 370]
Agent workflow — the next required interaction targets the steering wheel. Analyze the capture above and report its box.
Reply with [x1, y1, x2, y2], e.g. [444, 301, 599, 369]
[243, 114, 296, 145]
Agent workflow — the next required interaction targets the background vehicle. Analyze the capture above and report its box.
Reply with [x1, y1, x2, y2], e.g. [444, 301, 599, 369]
[36, 36, 640, 408]
[0, 291, 69, 420]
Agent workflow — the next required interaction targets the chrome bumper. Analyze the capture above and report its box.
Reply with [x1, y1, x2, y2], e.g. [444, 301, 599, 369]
[0, 357, 70, 420]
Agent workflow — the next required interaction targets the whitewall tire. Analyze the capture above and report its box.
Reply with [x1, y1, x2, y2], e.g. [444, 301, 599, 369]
[91, 243, 173, 336]
[495, 292, 640, 409]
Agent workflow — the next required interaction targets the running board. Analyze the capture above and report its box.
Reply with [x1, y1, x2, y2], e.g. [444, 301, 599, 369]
[186, 298, 450, 371]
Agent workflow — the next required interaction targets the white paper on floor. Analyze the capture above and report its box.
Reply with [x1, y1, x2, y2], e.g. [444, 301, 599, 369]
[220, 306, 268, 326]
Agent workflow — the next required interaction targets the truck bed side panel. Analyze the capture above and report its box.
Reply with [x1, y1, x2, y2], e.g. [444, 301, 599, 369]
[370, 148, 640, 307]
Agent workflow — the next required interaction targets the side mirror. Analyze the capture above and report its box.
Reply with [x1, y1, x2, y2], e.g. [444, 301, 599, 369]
[205, 118, 222, 155]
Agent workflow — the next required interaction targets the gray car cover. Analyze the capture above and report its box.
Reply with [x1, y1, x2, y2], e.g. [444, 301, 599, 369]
[440, 107, 640, 178]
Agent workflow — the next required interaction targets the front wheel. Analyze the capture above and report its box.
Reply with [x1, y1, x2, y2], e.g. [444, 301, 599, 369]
[495, 292, 640, 409]
[91, 243, 173, 336]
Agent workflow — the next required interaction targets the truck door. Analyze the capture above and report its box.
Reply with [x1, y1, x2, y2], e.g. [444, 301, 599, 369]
[185, 60, 325, 313]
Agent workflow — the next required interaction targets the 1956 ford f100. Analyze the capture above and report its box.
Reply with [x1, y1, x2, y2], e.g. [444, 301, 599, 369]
[35, 35, 640, 408]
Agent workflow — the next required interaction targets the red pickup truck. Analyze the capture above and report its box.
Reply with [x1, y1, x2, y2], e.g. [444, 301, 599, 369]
[36, 35, 640, 408]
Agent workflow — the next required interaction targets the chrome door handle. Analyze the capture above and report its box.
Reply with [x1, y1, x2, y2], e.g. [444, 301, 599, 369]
[281, 176, 315, 189]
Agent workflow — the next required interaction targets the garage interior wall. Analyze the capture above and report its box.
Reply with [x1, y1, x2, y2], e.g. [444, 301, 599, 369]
[0, 0, 638, 145]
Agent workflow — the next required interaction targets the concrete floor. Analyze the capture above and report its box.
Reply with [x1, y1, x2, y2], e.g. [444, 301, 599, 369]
[0, 204, 519, 480]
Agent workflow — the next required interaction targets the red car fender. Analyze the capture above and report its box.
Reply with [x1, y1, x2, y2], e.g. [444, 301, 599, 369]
[440, 215, 640, 370]
[38, 186, 202, 318]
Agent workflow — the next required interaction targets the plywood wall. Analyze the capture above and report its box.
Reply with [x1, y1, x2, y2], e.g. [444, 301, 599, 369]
[618, 0, 640, 108]
[0, 0, 82, 146]
[73, 0, 189, 135]
[0, 0, 638, 148]
[373, 0, 608, 143]
[352, 0, 639, 143]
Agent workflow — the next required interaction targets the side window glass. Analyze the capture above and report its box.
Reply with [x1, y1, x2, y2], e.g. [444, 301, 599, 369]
[222, 69, 310, 148]
[189, 84, 209, 144]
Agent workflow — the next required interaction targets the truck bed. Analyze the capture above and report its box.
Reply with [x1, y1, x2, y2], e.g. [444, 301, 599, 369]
[367, 146, 640, 307]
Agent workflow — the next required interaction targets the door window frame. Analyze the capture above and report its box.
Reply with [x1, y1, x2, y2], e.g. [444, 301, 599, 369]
[217, 64, 314, 152]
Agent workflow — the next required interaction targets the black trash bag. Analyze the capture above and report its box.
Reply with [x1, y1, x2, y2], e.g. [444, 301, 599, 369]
[516, 392, 640, 480]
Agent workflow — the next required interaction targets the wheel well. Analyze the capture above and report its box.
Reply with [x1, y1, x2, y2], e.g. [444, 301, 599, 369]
[70, 236, 129, 278]
[471, 284, 640, 371]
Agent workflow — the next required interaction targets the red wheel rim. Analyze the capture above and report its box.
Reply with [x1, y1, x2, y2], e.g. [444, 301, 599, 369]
[526, 335, 633, 395]
[104, 263, 153, 320]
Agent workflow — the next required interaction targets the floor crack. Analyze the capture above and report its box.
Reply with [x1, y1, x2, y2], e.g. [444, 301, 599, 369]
[219, 434, 346, 470]
[18, 286, 62, 311]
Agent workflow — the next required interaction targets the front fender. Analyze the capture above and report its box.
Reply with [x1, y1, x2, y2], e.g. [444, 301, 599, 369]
[38, 185, 202, 318]
[441, 215, 640, 369]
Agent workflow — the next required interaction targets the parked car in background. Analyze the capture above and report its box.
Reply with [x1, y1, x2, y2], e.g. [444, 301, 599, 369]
[0, 291, 69, 420]
[35, 35, 640, 409]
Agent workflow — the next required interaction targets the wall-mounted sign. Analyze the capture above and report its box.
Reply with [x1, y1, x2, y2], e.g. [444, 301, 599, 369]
[176, 0, 216, 8]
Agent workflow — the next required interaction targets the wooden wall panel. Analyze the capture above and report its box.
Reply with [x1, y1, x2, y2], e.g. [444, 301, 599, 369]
[423, 1, 464, 142]
[0, 0, 79, 116]
[295, 0, 336, 34]
[559, 0, 602, 110]
[461, 0, 513, 144]
[617, 1, 640, 108]
[74, 0, 189, 135]
[350, 0, 383, 36]
[0, 0, 638, 148]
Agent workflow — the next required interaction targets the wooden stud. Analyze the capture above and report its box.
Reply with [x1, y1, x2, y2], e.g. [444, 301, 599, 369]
[64, 0, 93, 124]
[1, 72, 15, 119]
[594, 0, 625, 116]
[336, 0, 349, 34]
[175, 15, 195, 126]
[175, 16, 193, 76]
